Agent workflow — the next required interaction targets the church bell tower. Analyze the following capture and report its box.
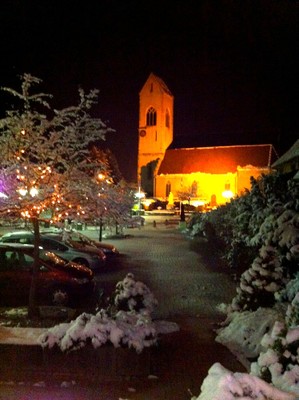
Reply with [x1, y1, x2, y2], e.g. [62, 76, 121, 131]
[137, 73, 174, 196]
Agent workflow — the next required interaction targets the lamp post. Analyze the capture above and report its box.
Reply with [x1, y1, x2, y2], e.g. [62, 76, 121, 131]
[135, 187, 145, 215]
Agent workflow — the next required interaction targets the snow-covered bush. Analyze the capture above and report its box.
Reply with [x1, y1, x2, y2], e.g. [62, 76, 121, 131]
[231, 245, 287, 311]
[234, 200, 299, 311]
[39, 309, 157, 353]
[39, 273, 159, 353]
[193, 362, 296, 400]
[108, 272, 158, 315]
[277, 273, 299, 306]
[248, 275, 299, 394]
[216, 307, 286, 362]
[251, 319, 299, 395]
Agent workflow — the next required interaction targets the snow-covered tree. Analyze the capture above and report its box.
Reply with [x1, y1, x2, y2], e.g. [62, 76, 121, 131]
[0, 73, 112, 315]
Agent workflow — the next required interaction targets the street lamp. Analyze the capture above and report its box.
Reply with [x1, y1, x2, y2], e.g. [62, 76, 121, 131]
[135, 187, 145, 215]
[222, 190, 234, 200]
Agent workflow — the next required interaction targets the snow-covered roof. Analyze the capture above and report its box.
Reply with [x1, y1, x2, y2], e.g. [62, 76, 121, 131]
[272, 139, 299, 168]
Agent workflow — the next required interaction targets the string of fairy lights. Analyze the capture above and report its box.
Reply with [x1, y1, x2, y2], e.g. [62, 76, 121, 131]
[1, 128, 118, 224]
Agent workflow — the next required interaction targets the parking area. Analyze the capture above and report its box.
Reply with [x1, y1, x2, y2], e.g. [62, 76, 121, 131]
[0, 216, 245, 399]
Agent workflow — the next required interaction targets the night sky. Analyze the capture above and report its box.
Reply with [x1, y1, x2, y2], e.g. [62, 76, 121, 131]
[0, 1, 298, 182]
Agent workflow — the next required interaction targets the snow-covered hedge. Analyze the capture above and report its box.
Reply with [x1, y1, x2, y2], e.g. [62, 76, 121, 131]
[189, 173, 299, 396]
[39, 309, 157, 353]
[248, 275, 299, 394]
[39, 273, 159, 353]
[187, 173, 299, 312]
[187, 173, 298, 274]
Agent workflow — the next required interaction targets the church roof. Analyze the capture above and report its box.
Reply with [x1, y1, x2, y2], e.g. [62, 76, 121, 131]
[158, 144, 275, 175]
[140, 72, 173, 96]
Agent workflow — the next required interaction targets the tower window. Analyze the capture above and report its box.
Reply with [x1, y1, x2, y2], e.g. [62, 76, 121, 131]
[165, 109, 170, 128]
[146, 107, 157, 126]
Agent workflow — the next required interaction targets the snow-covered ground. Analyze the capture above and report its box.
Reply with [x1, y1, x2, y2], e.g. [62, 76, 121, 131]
[1, 304, 298, 399]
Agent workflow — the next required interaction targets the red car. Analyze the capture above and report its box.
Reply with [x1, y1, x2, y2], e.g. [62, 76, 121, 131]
[0, 243, 98, 307]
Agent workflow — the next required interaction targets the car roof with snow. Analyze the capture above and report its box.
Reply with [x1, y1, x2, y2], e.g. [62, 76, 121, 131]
[0, 242, 34, 249]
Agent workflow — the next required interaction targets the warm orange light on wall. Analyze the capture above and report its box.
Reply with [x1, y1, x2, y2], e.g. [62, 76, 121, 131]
[191, 200, 206, 207]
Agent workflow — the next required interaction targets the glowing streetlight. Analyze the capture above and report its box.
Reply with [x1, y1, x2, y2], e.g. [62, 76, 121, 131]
[135, 187, 145, 214]
[222, 190, 234, 199]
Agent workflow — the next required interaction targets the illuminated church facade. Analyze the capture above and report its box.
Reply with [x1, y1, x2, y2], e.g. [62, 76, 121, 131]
[137, 73, 276, 206]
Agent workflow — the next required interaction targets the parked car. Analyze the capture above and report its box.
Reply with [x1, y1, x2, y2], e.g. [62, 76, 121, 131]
[0, 231, 106, 272]
[45, 230, 119, 259]
[0, 243, 98, 307]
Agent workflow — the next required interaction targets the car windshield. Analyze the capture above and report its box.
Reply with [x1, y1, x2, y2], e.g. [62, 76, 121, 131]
[39, 250, 93, 278]
[69, 232, 92, 245]
[39, 250, 68, 266]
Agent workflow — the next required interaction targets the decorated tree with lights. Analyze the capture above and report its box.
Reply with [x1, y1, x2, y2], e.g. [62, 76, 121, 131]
[0, 73, 112, 315]
[69, 145, 135, 240]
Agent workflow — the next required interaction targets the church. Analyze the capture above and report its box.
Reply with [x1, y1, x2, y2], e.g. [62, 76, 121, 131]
[137, 73, 277, 207]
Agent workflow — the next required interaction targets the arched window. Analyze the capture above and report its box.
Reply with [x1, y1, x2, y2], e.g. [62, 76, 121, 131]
[165, 109, 170, 128]
[211, 194, 217, 207]
[146, 107, 157, 126]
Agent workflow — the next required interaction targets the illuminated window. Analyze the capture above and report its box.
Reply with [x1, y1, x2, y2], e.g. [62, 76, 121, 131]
[191, 181, 198, 196]
[166, 182, 171, 197]
[146, 107, 157, 126]
[211, 194, 217, 206]
[165, 109, 170, 128]
[222, 183, 233, 199]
